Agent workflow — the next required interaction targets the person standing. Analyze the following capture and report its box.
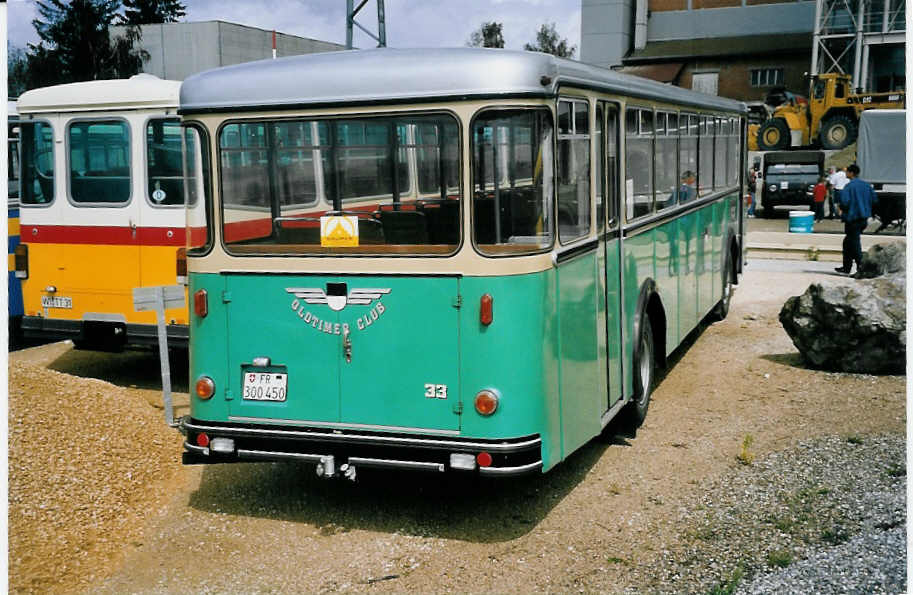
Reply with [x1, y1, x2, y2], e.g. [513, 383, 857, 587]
[835, 164, 877, 276]
[747, 166, 758, 216]
[828, 166, 848, 219]
[812, 176, 828, 222]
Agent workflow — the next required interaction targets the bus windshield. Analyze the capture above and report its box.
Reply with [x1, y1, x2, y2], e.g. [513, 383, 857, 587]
[219, 113, 460, 255]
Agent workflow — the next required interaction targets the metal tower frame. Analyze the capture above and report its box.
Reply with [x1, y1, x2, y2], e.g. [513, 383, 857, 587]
[811, 0, 905, 91]
[346, 0, 386, 49]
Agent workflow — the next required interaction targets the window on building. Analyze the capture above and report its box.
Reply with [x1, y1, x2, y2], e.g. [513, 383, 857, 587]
[692, 72, 719, 96]
[750, 68, 785, 87]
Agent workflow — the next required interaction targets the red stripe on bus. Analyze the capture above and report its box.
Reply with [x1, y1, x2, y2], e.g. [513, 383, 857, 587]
[21, 225, 204, 246]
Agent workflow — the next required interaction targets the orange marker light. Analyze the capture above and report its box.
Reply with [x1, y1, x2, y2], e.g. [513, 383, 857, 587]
[480, 293, 493, 326]
[194, 289, 208, 318]
[474, 389, 499, 416]
[195, 376, 215, 400]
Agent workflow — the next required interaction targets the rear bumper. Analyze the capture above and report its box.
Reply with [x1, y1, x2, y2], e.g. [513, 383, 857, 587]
[21, 316, 188, 349]
[181, 417, 543, 477]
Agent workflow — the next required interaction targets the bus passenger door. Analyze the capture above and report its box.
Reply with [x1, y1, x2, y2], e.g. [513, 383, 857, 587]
[600, 103, 624, 409]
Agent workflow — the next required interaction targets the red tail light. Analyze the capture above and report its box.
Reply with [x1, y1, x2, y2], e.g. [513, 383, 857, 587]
[14, 244, 28, 279]
[196, 433, 210, 447]
[476, 452, 492, 467]
[480, 293, 493, 326]
[176, 247, 187, 283]
[194, 289, 208, 318]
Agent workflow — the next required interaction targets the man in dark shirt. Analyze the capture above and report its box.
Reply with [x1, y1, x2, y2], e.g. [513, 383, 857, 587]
[835, 164, 877, 276]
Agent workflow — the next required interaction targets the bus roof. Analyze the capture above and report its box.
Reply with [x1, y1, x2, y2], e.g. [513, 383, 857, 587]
[179, 48, 746, 115]
[17, 74, 180, 114]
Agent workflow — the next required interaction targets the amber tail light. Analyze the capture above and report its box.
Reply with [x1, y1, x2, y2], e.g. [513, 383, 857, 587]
[14, 244, 28, 279]
[176, 247, 187, 284]
[480, 293, 493, 326]
[194, 289, 208, 318]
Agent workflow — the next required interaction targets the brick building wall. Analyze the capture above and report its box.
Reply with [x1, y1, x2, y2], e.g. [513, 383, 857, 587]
[676, 53, 811, 101]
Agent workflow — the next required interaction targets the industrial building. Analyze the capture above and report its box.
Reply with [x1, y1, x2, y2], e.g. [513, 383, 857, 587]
[580, 0, 904, 100]
[111, 20, 345, 81]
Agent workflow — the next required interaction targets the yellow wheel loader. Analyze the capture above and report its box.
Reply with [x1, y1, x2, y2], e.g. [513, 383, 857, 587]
[754, 73, 904, 151]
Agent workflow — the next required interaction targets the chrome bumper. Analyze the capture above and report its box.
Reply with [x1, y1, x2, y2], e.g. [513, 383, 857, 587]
[181, 417, 543, 477]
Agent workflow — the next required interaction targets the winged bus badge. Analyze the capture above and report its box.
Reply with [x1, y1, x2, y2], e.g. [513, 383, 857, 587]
[286, 287, 391, 312]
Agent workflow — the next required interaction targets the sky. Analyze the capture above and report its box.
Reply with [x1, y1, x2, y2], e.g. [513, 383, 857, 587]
[7, 0, 582, 55]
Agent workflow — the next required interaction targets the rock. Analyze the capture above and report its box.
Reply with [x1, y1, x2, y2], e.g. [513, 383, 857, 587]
[855, 241, 906, 279]
[779, 274, 906, 374]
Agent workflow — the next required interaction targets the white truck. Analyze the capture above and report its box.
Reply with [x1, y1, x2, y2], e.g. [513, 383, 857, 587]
[856, 110, 905, 233]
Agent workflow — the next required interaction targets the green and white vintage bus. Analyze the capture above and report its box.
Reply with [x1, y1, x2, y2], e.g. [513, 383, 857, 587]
[179, 48, 746, 478]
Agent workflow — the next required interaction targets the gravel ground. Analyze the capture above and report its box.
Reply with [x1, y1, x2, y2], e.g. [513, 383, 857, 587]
[8, 262, 907, 594]
[8, 359, 187, 594]
[624, 434, 906, 594]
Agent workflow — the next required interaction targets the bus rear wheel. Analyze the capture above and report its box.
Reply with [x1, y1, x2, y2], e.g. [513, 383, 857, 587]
[626, 317, 654, 428]
[713, 258, 734, 321]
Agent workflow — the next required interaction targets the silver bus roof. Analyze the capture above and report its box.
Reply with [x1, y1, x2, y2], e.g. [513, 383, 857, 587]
[179, 48, 746, 115]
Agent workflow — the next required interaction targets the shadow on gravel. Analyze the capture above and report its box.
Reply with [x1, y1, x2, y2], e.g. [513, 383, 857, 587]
[761, 352, 806, 369]
[187, 437, 612, 543]
[47, 347, 189, 393]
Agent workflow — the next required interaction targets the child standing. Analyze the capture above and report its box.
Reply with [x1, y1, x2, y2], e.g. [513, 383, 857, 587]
[812, 176, 828, 222]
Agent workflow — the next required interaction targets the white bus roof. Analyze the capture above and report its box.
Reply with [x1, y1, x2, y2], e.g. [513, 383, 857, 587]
[17, 74, 181, 114]
[180, 48, 746, 115]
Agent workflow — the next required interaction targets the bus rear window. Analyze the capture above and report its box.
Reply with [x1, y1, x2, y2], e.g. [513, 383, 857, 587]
[20, 121, 55, 205]
[219, 113, 460, 255]
[183, 125, 211, 253]
[69, 120, 131, 204]
[471, 108, 554, 255]
[147, 118, 188, 207]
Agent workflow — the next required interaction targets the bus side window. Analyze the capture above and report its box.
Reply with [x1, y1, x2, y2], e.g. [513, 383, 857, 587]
[698, 116, 714, 197]
[20, 122, 55, 205]
[625, 107, 654, 220]
[557, 99, 591, 243]
[714, 117, 727, 190]
[655, 112, 679, 211]
[604, 104, 619, 228]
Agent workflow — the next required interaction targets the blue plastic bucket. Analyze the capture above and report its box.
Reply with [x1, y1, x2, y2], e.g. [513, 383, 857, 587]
[788, 210, 814, 233]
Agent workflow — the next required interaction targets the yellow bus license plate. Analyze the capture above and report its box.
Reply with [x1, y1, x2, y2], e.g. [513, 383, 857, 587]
[41, 296, 72, 309]
[242, 372, 288, 402]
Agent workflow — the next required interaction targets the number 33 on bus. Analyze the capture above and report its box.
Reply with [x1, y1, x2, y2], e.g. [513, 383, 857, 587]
[180, 48, 746, 479]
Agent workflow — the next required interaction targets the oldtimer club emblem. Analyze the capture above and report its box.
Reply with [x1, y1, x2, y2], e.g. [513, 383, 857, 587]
[286, 286, 391, 334]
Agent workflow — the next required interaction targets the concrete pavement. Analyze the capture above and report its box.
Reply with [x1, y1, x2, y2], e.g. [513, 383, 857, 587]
[746, 214, 905, 262]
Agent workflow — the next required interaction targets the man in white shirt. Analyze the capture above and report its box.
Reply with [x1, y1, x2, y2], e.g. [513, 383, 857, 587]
[828, 167, 849, 219]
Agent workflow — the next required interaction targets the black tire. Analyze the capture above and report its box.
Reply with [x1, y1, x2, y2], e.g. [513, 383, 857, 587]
[713, 257, 734, 321]
[757, 118, 791, 151]
[819, 115, 857, 150]
[761, 203, 773, 218]
[626, 317, 654, 428]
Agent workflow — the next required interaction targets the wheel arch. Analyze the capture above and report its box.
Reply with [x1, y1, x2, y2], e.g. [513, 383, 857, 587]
[634, 279, 667, 370]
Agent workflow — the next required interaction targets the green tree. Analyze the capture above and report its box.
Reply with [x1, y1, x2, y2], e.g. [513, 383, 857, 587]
[467, 22, 505, 48]
[524, 23, 576, 58]
[26, 0, 147, 89]
[119, 0, 186, 25]
[8, 43, 29, 97]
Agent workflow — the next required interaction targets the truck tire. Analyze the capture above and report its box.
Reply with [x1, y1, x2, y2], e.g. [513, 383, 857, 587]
[819, 115, 857, 150]
[758, 119, 791, 151]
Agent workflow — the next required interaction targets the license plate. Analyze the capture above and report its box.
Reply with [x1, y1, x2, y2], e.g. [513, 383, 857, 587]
[242, 371, 288, 402]
[780, 181, 789, 190]
[41, 296, 72, 309]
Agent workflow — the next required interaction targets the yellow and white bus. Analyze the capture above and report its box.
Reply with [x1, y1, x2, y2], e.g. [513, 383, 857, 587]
[15, 74, 207, 350]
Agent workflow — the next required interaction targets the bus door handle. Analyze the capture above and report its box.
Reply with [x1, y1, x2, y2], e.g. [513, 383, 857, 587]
[342, 326, 352, 363]
[129, 219, 137, 239]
